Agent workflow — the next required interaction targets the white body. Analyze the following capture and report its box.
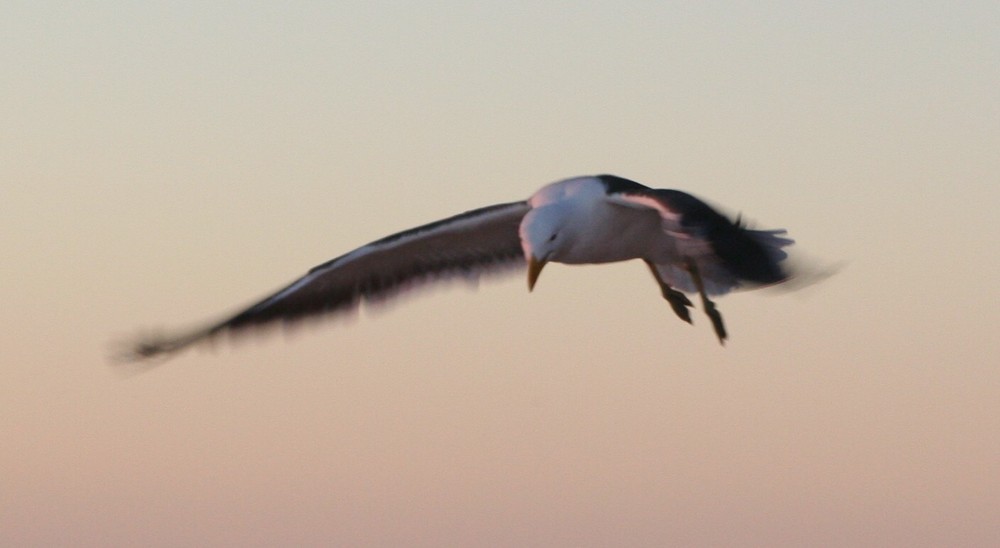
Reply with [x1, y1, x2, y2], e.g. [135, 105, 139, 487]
[521, 177, 671, 265]
[519, 176, 792, 296]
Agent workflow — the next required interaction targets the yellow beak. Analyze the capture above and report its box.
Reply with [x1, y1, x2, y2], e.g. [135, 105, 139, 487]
[527, 256, 547, 292]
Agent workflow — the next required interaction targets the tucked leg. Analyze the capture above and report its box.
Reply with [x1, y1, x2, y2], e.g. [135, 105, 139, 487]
[686, 260, 727, 345]
[644, 260, 693, 324]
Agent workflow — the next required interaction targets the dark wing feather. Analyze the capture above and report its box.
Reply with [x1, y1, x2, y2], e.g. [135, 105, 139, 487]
[649, 190, 791, 284]
[608, 189, 793, 294]
[121, 201, 529, 362]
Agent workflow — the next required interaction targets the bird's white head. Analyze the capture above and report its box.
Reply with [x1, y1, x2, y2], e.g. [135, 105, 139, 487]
[519, 176, 607, 291]
[519, 203, 571, 292]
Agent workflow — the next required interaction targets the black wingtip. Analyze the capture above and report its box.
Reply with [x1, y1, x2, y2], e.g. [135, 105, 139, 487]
[108, 326, 210, 374]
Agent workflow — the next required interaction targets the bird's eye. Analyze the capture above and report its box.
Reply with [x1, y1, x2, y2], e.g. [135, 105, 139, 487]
[548, 234, 558, 242]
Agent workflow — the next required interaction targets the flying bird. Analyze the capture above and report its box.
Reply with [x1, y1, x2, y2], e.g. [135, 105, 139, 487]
[121, 175, 794, 361]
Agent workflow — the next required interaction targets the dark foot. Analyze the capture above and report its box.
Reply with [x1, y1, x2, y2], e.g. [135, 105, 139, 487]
[664, 289, 693, 324]
[644, 260, 694, 326]
[703, 299, 727, 344]
[684, 259, 728, 345]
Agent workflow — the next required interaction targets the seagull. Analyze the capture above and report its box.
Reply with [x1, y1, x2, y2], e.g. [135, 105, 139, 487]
[121, 174, 793, 361]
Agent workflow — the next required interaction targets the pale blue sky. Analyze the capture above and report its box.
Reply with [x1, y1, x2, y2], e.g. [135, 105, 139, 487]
[3, 2, 999, 546]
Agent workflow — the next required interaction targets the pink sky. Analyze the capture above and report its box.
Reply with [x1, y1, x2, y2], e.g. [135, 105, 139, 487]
[3, 2, 998, 546]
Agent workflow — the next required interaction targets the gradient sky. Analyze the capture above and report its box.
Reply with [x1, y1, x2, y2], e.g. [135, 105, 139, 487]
[3, 2, 999, 546]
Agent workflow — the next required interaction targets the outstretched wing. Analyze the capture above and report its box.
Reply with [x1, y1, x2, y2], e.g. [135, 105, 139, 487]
[608, 189, 794, 295]
[121, 201, 530, 362]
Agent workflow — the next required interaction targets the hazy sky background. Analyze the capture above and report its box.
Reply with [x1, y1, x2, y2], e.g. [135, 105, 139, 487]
[3, 1, 998, 546]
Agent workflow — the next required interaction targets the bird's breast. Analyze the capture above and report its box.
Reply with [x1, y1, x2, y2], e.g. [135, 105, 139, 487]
[556, 202, 667, 265]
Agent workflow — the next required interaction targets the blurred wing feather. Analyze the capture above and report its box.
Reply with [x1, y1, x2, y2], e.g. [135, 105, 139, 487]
[123, 201, 529, 361]
[608, 190, 793, 294]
